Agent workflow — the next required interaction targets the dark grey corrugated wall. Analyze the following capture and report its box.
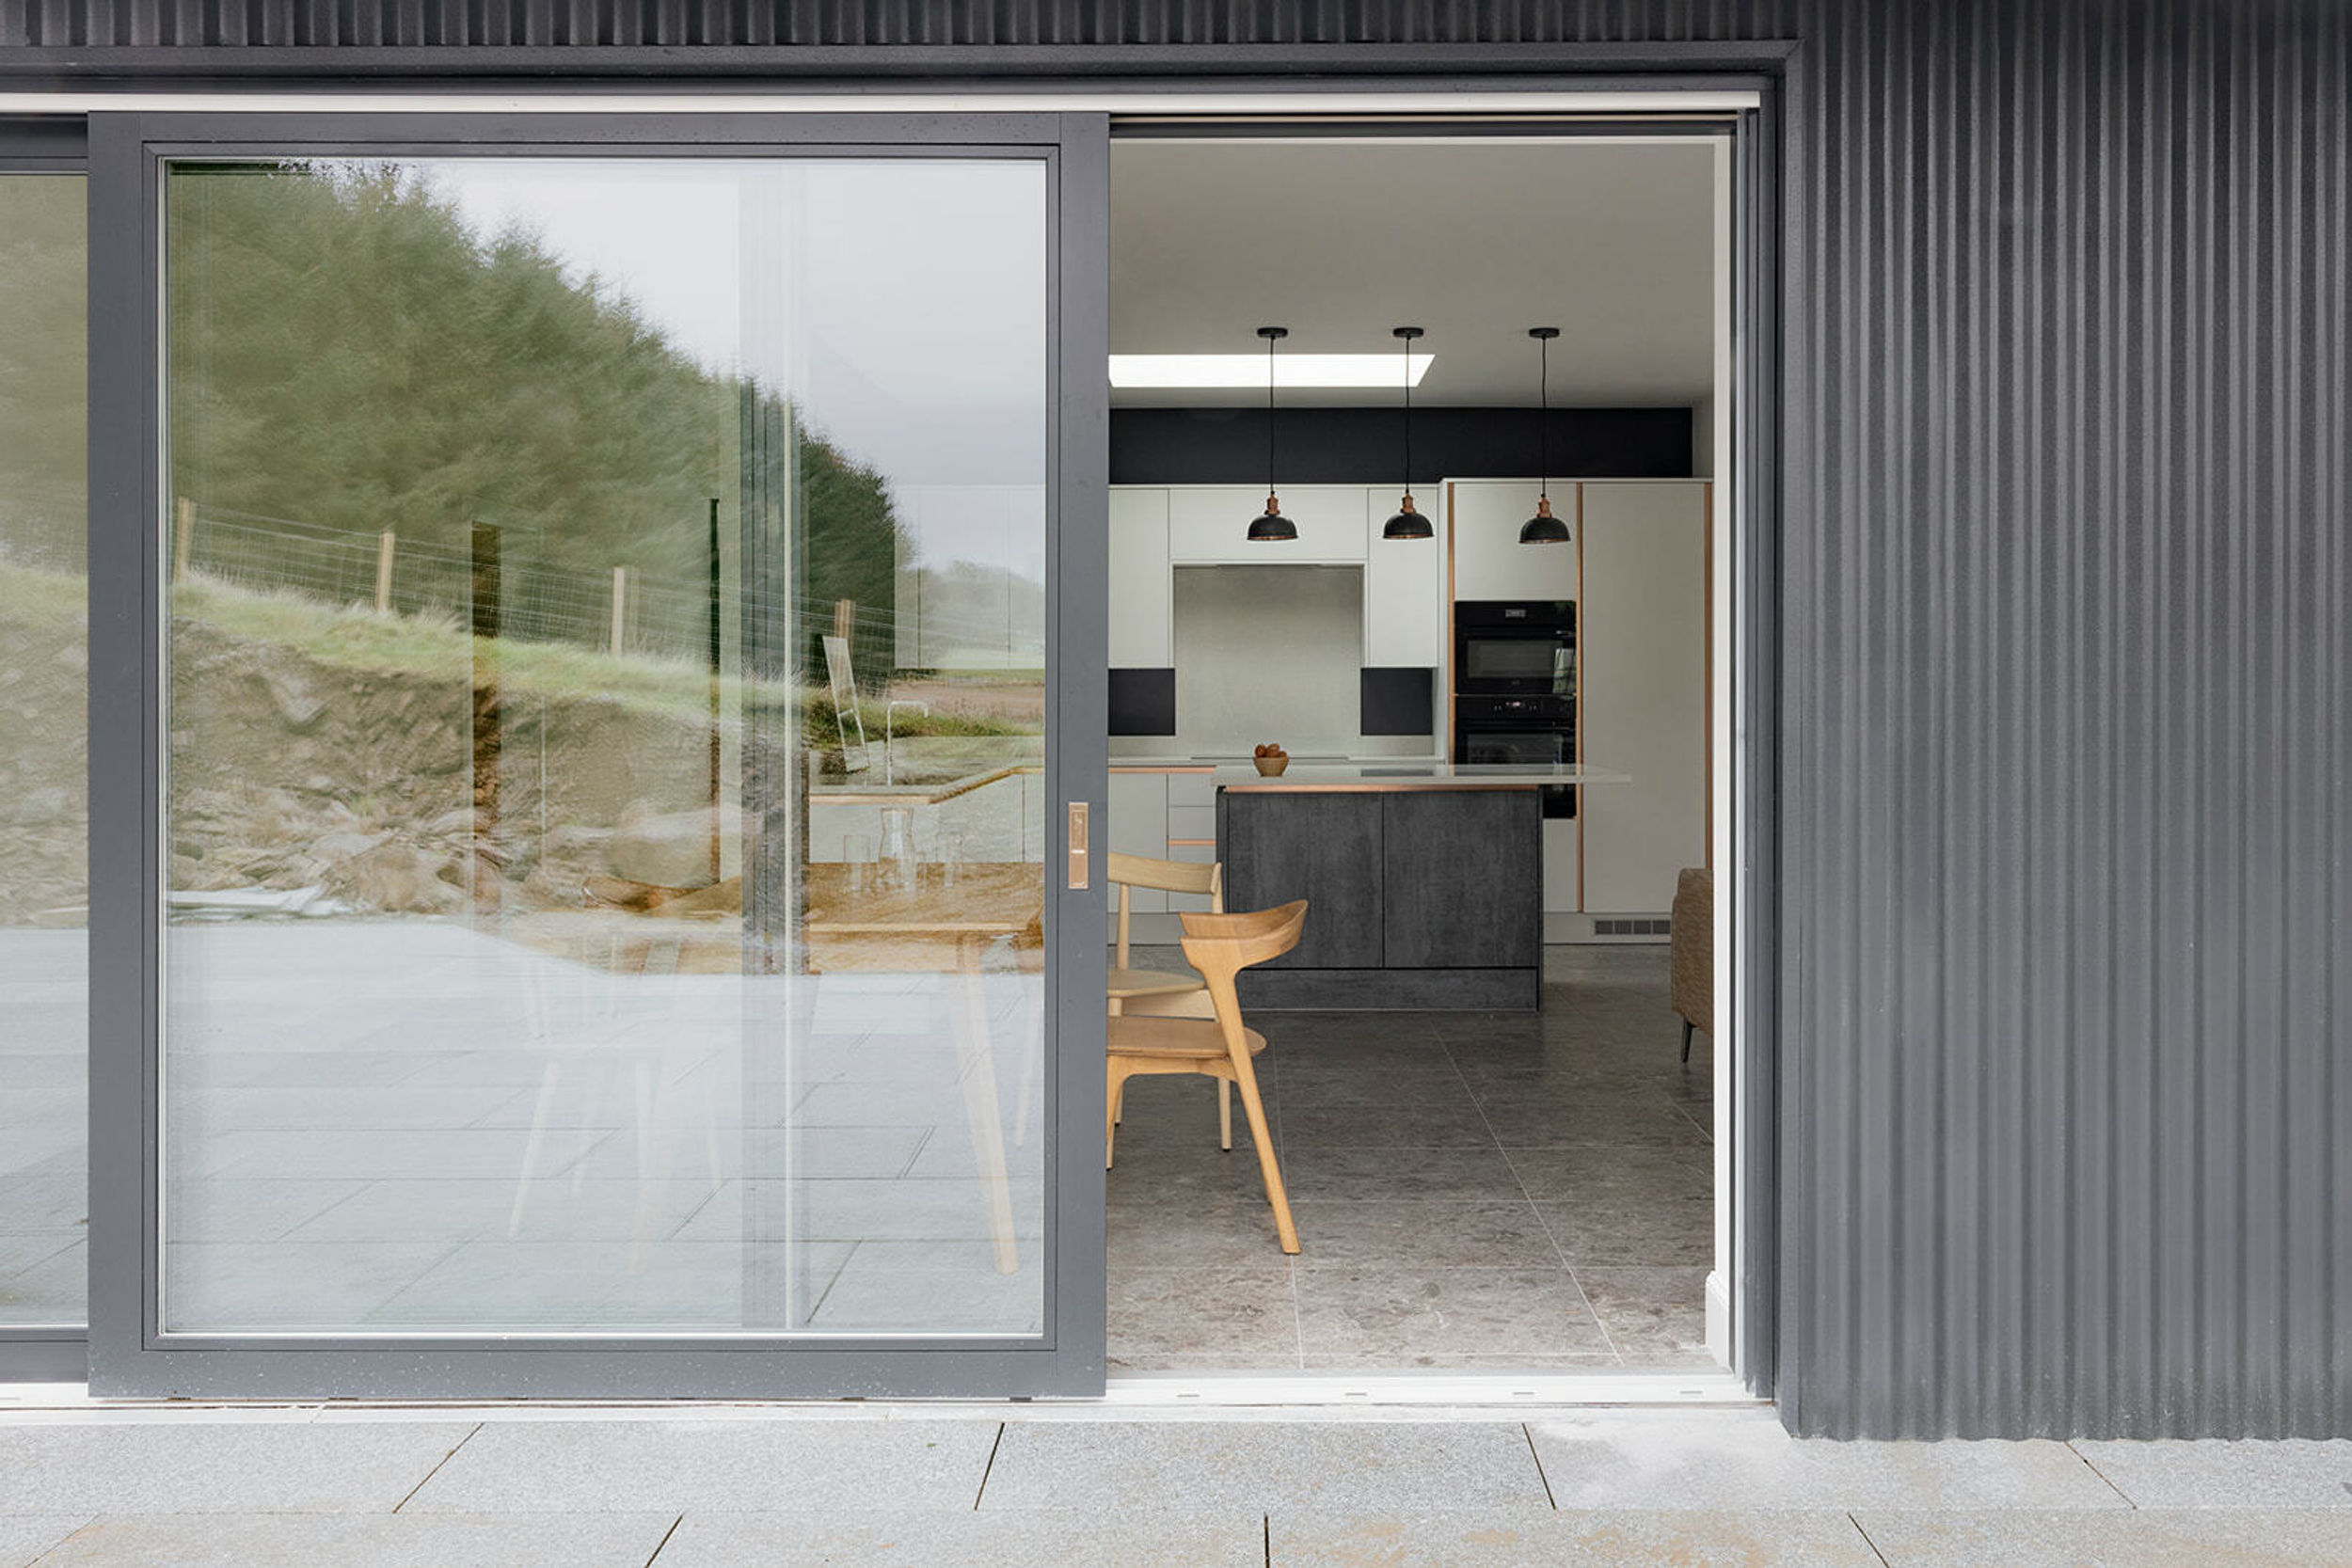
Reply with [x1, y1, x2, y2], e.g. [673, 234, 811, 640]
[6, 0, 2347, 1440]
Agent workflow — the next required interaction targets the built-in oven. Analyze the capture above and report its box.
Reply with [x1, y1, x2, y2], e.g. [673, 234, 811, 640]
[1454, 599, 1576, 696]
[1455, 693, 1578, 818]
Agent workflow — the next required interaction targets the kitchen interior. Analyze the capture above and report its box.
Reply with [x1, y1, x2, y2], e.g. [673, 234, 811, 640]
[1102, 133, 1728, 1373]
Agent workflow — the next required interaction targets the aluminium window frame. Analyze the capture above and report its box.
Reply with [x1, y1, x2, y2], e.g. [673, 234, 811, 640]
[85, 108, 1111, 1400]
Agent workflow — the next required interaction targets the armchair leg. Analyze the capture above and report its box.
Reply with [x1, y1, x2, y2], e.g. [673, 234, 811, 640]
[1680, 1018, 1693, 1067]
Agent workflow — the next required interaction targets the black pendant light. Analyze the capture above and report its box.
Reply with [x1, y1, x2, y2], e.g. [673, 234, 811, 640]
[1246, 326, 1298, 542]
[1518, 326, 1572, 545]
[1382, 326, 1434, 540]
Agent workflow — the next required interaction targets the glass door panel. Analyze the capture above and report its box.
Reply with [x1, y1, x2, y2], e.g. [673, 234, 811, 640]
[158, 155, 1053, 1339]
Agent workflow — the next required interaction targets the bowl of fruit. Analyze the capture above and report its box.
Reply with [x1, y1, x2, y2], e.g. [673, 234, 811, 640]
[1252, 743, 1291, 777]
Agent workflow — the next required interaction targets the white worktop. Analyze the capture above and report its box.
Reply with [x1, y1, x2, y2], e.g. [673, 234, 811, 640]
[1212, 762, 1630, 790]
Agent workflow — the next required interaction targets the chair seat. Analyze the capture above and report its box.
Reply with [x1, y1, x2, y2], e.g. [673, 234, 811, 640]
[1106, 1015, 1267, 1062]
[1106, 964, 1205, 1001]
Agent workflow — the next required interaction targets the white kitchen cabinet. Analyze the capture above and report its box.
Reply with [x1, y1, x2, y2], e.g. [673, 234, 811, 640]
[1107, 487, 1172, 667]
[1447, 479, 1580, 603]
[1362, 485, 1445, 667]
[1167, 483, 1368, 564]
[1579, 480, 1708, 914]
[1105, 770, 1170, 913]
[1543, 816, 1582, 913]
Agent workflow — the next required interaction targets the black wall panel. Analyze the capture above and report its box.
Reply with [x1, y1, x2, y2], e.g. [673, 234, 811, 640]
[7, 0, 2348, 1442]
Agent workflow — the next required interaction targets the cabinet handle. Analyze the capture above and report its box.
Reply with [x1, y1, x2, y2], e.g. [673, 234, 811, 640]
[1067, 801, 1089, 890]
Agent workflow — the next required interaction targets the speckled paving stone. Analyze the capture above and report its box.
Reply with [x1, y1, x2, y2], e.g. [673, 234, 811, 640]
[402, 1418, 998, 1513]
[1269, 1509, 1883, 1566]
[979, 1420, 1551, 1513]
[653, 1510, 1265, 1567]
[0, 1421, 479, 1514]
[2068, 1439, 2352, 1509]
[1852, 1508, 2352, 1566]
[22, 1513, 676, 1568]
[1528, 1412, 2123, 1511]
[0, 1514, 88, 1568]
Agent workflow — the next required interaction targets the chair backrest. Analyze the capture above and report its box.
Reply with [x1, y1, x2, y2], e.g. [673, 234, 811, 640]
[1175, 900, 1308, 1060]
[1108, 851, 1224, 968]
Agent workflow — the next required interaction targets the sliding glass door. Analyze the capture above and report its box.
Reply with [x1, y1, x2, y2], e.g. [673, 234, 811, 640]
[87, 114, 1106, 1396]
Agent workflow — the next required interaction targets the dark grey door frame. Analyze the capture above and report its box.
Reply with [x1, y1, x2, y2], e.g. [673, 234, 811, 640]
[47, 47, 1789, 1403]
[84, 108, 1111, 1399]
[0, 119, 90, 1386]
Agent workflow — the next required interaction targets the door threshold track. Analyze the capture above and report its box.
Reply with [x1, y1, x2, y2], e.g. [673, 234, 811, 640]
[1101, 1368, 1758, 1410]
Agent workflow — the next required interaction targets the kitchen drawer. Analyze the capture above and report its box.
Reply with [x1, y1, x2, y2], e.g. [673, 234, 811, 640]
[1167, 772, 1218, 809]
[1166, 805, 1219, 844]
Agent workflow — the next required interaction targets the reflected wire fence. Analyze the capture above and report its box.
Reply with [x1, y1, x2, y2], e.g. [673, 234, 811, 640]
[167, 500, 1031, 681]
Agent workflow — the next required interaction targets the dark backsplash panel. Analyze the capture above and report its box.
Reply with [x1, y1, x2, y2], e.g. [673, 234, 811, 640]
[1359, 668, 1436, 736]
[1111, 406, 1692, 486]
[1107, 668, 1177, 736]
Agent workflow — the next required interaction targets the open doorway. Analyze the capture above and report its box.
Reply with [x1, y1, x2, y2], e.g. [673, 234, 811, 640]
[1101, 128, 1735, 1380]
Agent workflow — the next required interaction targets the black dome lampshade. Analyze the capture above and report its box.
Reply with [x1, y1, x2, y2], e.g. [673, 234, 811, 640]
[1518, 326, 1573, 546]
[1248, 326, 1298, 542]
[1382, 326, 1435, 541]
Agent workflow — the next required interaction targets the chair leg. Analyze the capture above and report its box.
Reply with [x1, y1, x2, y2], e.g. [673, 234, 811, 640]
[1230, 1068, 1298, 1255]
[1105, 1060, 1125, 1170]
[1218, 1079, 1233, 1151]
[1680, 1018, 1693, 1067]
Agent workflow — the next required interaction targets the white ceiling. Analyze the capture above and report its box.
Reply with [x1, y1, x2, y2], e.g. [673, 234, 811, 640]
[1110, 137, 1718, 408]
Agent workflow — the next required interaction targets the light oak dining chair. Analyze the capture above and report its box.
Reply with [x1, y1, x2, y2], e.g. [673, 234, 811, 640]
[1104, 898, 1308, 1255]
[1105, 849, 1238, 1148]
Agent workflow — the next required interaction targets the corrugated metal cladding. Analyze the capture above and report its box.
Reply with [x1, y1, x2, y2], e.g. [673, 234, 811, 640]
[8, 0, 2349, 1439]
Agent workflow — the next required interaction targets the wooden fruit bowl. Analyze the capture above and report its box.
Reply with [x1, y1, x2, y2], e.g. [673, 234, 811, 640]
[1252, 754, 1291, 777]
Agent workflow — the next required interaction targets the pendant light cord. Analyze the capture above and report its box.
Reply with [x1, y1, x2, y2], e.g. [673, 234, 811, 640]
[1402, 336, 1413, 492]
[1266, 331, 1278, 497]
[1537, 332, 1550, 499]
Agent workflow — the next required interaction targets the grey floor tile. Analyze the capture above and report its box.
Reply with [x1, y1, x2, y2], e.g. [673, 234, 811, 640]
[1276, 1145, 1529, 1205]
[1108, 1262, 1298, 1365]
[161, 1241, 460, 1331]
[656, 1509, 1265, 1567]
[1270, 1508, 1882, 1566]
[806, 1240, 1045, 1335]
[160, 1178, 371, 1243]
[25, 1513, 675, 1568]
[1472, 1094, 1710, 1148]
[980, 1420, 1550, 1512]
[2069, 1438, 2352, 1508]
[1109, 1191, 1295, 1270]
[1528, 1413, 2124, 1511]
[1538, 1192, 1715, 1266]
[1294, 1264, 1613, 1364]
[1573, 1265, 1716, 1367]
[0, 1421, 479, 1513]
[1285, 1199, 1562, 1270]
[1278, 1099, 1499, 1150]
[1500, 1143, 1711, 1202]
[1273, 1065, 1477, 1112]
[0, 1514, 87, 1568]
[405, 1418, 998, 1513]
[1854, 1507, 2352, 1566]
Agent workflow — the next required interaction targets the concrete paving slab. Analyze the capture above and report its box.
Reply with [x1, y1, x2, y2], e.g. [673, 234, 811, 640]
[2069, 1438, 2352, 1508]
[403, 1418, 996, 1513]
[0, 1421, 478, 1513]
[22, 1513, 676, 1568]
[1269, 1509, 1883, 1566]
[0, 1514, 88, 1568]
[1854, 1507, 2352, 1566]
[979, 1420, 1550, 1513]
[1527, 1412, 2124, 1511]
[654, 1509, 1264, 1566]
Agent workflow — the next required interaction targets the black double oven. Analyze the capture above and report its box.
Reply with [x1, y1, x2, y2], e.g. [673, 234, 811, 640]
[1453, 600, 1578, 818]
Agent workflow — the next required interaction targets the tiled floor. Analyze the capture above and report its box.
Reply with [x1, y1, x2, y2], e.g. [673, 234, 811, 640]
[3, 1404, 2348, 1567]
[1107, 943, 1715, 1372]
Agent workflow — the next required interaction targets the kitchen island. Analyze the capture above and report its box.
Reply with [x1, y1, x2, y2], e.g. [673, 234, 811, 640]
[1212, 764, 1628, 1011]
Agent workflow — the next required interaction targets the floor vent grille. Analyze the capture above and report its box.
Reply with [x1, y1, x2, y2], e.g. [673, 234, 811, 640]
[1593, 917, 1672, 937]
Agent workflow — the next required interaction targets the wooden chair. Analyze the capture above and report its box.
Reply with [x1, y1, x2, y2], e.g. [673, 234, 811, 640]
[1670, 866, 1712, 1066]
[1105, 850, 1237, 1148]
[1105, 899, 1308, 1255]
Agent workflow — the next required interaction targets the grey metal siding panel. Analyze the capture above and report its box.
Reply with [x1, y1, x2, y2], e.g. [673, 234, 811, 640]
[14, 0, 2350, 1439]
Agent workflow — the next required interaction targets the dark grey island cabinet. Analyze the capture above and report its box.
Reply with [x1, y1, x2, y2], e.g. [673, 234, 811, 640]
[1216, 784, 1545, 1010]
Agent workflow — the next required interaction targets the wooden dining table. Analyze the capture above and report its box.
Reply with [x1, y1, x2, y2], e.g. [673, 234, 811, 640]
[801, 862, 1044, 1275]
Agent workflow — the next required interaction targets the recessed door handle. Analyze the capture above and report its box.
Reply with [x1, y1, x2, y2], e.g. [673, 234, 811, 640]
[1067, 801, 1089, 890]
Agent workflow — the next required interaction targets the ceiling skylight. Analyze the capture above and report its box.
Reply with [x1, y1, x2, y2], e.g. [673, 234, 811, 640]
[1109, 353, 1434, 389]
